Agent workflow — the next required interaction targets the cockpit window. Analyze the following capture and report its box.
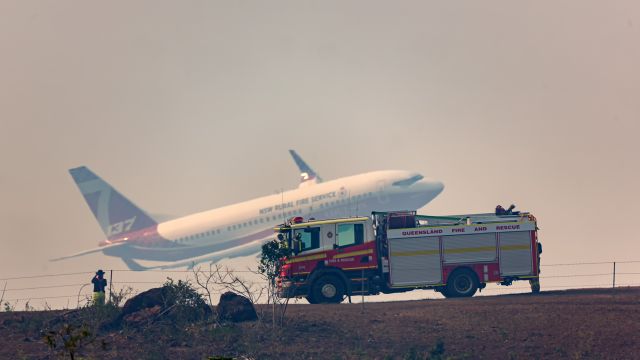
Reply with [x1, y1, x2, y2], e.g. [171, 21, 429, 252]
[392, 174, 424, 187]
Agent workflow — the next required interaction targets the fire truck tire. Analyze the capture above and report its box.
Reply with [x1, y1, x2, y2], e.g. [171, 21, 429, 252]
[445, 269, 478, 298]
[311, 275, 345, 304]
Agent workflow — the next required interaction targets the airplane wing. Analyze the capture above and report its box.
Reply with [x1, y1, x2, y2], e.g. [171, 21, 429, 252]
[50, 242, 127, 261]
[122, 237, 268, 271]
[289, 149, 322, 186]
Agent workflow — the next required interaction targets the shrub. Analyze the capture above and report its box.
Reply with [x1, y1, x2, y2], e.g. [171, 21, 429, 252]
[44, 323, 91, 360]
[161, 278, 210, 324]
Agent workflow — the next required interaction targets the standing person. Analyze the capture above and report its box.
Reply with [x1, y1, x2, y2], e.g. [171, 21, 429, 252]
[530, 243, 542, 294]
[91, 270, 108, 305]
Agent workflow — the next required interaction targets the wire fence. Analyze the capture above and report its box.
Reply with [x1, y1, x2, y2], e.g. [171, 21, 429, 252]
[1, 260, 640, 310]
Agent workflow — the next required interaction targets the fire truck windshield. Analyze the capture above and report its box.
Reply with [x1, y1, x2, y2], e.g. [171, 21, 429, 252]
[294, 227, 321, 252]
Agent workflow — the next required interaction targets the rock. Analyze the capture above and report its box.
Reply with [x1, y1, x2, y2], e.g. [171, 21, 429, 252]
[121, 287, 166, 318]
[116, 286, 211, 327]
[216, 292, 257, 323]
[122, 305, 163, 326]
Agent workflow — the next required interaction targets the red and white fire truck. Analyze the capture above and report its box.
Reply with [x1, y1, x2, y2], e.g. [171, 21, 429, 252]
[275, 211, 541, 303]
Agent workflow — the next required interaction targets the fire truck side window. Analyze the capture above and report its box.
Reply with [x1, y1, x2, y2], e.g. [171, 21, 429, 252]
[294, 227, 320, 252]
[337, 223, 364, 247]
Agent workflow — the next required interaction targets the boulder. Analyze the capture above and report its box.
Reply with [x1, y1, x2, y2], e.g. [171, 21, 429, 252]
[117, 286, 211, 327]
[217, 292, 257, 322]
[122, 305, 163, 326]
[121, 287, 166, 318]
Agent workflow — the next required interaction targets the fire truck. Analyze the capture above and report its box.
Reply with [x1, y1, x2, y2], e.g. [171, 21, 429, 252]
[275, 211, 541, 304]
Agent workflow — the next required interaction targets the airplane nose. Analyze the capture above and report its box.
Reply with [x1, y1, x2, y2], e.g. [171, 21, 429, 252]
[411, 179, 444, 198]
[432, 180, 444, 194]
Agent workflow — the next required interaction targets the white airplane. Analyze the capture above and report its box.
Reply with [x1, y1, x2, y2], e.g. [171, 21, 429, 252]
[53, 150, 444, 270]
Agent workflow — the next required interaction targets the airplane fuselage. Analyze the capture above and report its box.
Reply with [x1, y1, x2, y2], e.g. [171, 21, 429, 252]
[102, 170, 444, 266]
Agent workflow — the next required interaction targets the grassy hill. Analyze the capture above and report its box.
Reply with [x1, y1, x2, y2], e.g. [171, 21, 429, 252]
[1, 287, 638, 359]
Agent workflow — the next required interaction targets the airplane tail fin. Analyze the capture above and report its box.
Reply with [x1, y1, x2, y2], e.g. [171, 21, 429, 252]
[69, 166, 157, 240]
[289, 150, 322, 185]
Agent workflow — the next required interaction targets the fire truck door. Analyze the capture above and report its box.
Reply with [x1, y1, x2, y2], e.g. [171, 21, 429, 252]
[320, 223, 336, 250]
[388, 236, 442, 286]
[499, 231, 534, 276]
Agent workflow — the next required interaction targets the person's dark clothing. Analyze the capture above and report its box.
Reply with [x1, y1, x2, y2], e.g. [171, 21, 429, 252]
[496, 204, 520, 216]
[92, 276, 107, 293]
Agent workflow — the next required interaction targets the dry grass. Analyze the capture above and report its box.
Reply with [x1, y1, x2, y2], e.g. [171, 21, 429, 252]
[1, 287, 639, 359]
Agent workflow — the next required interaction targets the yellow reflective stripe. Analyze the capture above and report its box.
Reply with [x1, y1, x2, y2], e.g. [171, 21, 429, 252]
[289, 217, 369, 229]
[334, 249, 373, 259]
[342, 266, 377, 271]
[445, 246, 496, 254]
[392, 245, 500, 257]
[393, 245, 530, 258]
[500, 245, 531, 251]
[285, 253, 327, 264]
[391, 249, 440, 257]
[390, 283, 445, 288]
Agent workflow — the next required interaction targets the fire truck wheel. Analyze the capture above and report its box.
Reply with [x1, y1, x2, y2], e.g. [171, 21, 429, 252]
[306, 295, 318, 304]
[445, 269, 478, 298]
[312, 276, 345, 304]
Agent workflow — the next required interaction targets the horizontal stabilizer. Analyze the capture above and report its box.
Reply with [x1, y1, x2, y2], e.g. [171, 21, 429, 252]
[50, 243, 126, 262]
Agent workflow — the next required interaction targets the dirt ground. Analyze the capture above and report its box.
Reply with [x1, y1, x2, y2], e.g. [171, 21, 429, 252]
[1, 287, 639, 359]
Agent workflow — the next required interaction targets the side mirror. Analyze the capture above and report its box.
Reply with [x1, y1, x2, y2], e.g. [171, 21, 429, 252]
[277, 233, 284, 241]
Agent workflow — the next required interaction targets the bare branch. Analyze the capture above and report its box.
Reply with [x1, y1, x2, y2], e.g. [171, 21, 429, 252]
[0, 282, 6, 307]
[190, 263, 267, 307]
[76, 284, 89, 309]
[192, 265, 215, 306]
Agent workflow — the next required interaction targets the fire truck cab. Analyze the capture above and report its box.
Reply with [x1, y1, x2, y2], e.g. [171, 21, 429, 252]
[275, 211, 541, 304]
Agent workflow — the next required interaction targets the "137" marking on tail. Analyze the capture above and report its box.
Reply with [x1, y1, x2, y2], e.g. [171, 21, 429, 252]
[107, 216, 137, 237]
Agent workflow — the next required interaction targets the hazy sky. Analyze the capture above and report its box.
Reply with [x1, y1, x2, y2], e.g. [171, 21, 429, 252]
[1, 1, 639, 304]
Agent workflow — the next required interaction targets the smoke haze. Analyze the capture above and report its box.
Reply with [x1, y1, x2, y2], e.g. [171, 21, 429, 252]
[1, 1, 639, 305]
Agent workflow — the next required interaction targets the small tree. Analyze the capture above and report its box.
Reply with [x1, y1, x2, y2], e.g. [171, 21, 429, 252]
[258, 238, 295, 327]
[259, 239, 290, 284]
[44, 324, 91, 360]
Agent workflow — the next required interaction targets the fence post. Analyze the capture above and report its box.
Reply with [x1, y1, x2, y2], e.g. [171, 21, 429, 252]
[109, 269, 113, 303]
[612, 262, 616, 289]
[361, 268, 365, 313]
